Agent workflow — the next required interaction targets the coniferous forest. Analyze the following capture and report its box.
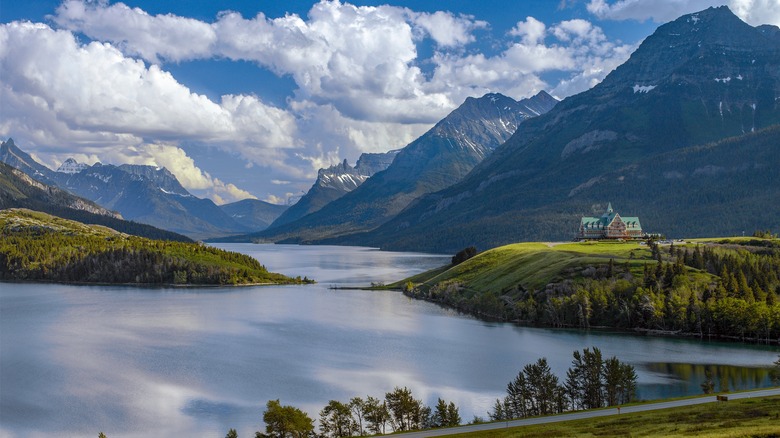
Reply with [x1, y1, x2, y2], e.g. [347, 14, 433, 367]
[0, 209, 306, 286]
[403, 238, 780, 343]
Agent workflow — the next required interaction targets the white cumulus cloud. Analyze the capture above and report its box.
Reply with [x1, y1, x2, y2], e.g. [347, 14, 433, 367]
[587, 0, 780, 26]
[0, 20, 296, 198]
[411, 11, 488, 47]
[53, 0, 216, 63]
[3, 0, 649, 203]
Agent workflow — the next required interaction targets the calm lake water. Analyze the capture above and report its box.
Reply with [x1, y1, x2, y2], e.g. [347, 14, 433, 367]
[1, 244, 777, 437]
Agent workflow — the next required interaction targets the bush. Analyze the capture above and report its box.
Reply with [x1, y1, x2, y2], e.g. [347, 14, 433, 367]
[452, 246, 477, 265]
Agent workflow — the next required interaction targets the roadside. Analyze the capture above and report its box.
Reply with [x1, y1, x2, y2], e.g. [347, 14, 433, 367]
[395, 387, 780, 437]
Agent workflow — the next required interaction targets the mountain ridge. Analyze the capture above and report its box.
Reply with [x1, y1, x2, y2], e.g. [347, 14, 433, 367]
[330, 6, 780, 253]
[1, 139, 256, 240]
[269, 149, 398, 228]
[224, 90, 557, 243]
[0, 161, 193, 242]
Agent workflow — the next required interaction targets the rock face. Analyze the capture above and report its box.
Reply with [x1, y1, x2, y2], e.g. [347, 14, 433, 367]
[270, 150, 399, 228]
[241, 91, 558, 243]
[117, 164, 191, 196]
[0, 162, 120, 219]
[346, 6, 780, 253]
[0, 139, 58, 185]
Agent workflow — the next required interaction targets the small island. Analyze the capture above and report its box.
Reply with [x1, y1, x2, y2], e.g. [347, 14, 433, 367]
[0, 208, 309, 286]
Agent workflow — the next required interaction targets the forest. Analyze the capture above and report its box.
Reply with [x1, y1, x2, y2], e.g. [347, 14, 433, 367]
[0, 209, 306, 286]
[403, 237, 780, 343]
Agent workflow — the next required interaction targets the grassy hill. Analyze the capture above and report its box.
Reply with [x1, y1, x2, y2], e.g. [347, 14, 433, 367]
[398, 241, 656, 292]
[0, 209, 307, 286]
[395, 238, 780, 342]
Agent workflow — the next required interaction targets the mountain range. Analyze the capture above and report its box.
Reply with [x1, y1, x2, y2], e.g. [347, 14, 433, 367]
[337, 6, 780, 252]
[2, 7, 777, 253]
[0, 161, 192, 242]
[226, 90, 558, 243]
[0, 139, 287, 240]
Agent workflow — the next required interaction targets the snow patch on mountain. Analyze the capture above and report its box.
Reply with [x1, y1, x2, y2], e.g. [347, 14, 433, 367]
[56, 158, 89, 174]
[633, 84, 656, 93]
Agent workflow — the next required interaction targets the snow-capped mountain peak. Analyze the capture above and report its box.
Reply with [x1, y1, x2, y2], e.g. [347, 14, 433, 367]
[56, 158, 89, 174]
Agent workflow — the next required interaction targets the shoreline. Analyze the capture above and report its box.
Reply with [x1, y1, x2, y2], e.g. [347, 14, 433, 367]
[395, 287, 780, 346]
[0, 279, 311, 289]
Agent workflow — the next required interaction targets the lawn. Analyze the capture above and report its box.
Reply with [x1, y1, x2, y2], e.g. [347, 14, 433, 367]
[446, 396, 780, 437]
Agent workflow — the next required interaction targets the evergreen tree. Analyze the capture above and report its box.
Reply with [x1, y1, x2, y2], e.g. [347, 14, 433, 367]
[363, 396, 389, 435]
[771, 355, 780, 386]
[701, 369, 715, 394]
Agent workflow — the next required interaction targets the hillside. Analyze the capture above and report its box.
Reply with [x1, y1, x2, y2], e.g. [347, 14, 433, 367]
[269, 150, 398, 228]
[347, 6, 780, 253]
[0, 162, 192, 242]
[1, 139, 253, 240]
[219, 198, 288, 231]
[0, 209, 305, 285]
[396, 237, 780, 342]
[234, 91, 557, 244]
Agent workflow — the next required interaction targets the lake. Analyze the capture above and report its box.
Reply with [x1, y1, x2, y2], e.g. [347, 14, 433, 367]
[0, 244, 777, 437]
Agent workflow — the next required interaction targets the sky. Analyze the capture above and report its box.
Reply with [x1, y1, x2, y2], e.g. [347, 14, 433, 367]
[1, 1, 778, 205]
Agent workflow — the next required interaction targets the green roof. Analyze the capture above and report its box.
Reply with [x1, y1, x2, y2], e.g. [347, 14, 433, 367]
[579, 204, 642, 231]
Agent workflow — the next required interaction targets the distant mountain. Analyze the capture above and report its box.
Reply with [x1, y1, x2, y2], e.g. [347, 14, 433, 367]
[0, 139, 58, 185]
[56, 158, 89, 174]
[117, 164, 191, 196]
[0, 161, 192, 242]
[269, 150, 398, 228]
[348, 6, 780, 253]
[219, 198, 288, 231]
[1, 139, 252, 240]
[230, 91, 557, 243]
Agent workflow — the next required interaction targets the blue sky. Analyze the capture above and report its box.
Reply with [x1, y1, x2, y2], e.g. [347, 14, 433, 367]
[1, 1, 777, 204]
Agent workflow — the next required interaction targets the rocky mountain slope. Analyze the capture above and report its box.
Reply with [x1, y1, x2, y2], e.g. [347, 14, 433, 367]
[231, 91, 557, 243]
[270, 150, 398, 228]
[346, 6, 780, 253]
[1, 139, 252, 240]
[0, 161, 192, 241]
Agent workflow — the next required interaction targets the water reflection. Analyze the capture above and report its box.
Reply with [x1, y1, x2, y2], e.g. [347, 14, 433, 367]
[639, 362, 773, 400]
[1, 244, 778, 438]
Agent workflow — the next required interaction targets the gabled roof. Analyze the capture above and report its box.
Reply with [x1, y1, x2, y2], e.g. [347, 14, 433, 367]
[579, 204, 642, 230]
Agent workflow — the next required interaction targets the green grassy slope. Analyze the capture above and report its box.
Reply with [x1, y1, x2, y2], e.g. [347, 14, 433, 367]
[395, 238, 780, 341]
[394, 241, 655, 293]
[0, 209, 305, 286]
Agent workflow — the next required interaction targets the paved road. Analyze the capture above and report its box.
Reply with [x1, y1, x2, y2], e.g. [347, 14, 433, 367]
[396, 387, 780, 437]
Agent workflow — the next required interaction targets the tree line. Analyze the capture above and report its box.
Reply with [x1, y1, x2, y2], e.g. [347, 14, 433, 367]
[489, 347, 636, 421]
[97, 350, 780, 437]
[0, 210, 305, 285]
[407, 239, 780, 343]
[255, 386, 461, 438]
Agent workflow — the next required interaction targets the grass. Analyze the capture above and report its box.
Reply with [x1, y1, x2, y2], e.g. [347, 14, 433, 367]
[392, 240, 657, 293]
[445, 396, 780, 437]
